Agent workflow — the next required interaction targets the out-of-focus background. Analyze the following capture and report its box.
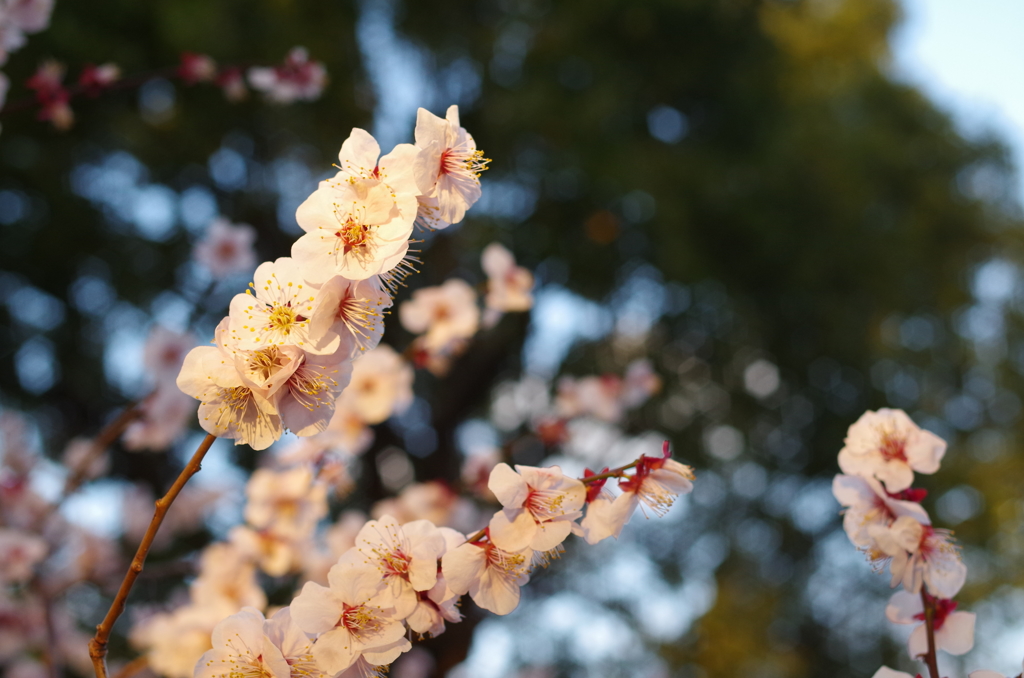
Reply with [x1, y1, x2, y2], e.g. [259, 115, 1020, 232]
[2, 0, 1023, 676]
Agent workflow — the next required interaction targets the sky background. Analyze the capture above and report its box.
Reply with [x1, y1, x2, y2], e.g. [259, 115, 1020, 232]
[893, 0, 1024, 202]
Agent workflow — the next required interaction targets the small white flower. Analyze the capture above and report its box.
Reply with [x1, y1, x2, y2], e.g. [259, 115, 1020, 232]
[481, 243, 533, 326]
[886, 590, 976, 658]
[398, 278, 480, 352]
[193, 218, 257, 280]
[413, 105, 489, 228]
[838, 409, 946, 493]
[872, 516, 967, 599]
[487, 464, 586, 552]
[832, 473, 930, 550]
[441, 540, 532, 616]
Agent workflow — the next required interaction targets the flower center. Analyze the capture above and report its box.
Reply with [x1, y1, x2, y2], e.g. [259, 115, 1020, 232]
[336, 217, 369, 254]
[524, 487, 567, 522]
[340, 603, 383, 637]
[878, 430, 908, 463]
[485, 544, 527, 576]
[266, 303, 300, 333]
[247, 346, 289, 382]
[440, 146, 490, 178]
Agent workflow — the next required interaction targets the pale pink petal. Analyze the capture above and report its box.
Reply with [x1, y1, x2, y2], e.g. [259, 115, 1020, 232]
[471, 567, 521, 615]
[885, 590, 922, 625]
[907, 429, 946, 474]
[488, 508, 537, 552]
[908, 624, 929, 660]
[488, 463, 529, 508]
[936, 611, 975, 656]
[529, 518, 573, 552]
[440, 543, 486, 595]
[290, 582, 341, 634]
[311, 626, 358, 675]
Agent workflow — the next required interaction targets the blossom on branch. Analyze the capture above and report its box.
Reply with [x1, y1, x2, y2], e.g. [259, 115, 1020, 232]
[487, 463, 585, 552]
[886, 590, 975, 658]
[838, 408, 945, 493]
[248, 47, 327, 103]
[413, 105, 489, 229]
[193, 217, 257, 280]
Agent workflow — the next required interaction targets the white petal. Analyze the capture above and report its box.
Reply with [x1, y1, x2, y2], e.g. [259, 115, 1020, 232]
[885, 590, 923, 624]
[440, 543, 486, 595]
[936, 611, 975, 655]
[488, 463, 529, 508]
[488, 508, 537, 552]
[290, 581, 341, 634]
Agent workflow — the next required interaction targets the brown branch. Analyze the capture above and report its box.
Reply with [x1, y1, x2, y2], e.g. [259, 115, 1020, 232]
[88, 433, 217, 678]
[920, 588, 941, 678]
[579, 459, 641, 485]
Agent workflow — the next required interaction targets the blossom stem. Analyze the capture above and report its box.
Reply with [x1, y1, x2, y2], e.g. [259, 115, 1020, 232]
[579, 460, 641, 484]
[920, 588, 941, 678]
[88, 433, 217, 678]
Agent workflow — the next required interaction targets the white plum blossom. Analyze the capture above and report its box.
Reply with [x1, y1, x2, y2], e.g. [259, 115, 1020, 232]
[190, 542, 267, 610]
[244, 467, 328, 535]
[398, 278, 480, 352]
[615, 441, 695, 519]
[832, 473, 930, 550]
[487, 464, 586, 552]
[481, 243, 533, 326]
[339, 515, 447, 619]
[193, 218, 258, 280]
[872, 515, 967, 599]
[143, 326, 196, 382]
[290, 564, 410, 675]
[575, 469, 633, 545]
[309, 275, 392, 357]
[413, 105, 489, 228]
[195, 607, 292, 678]
[555, 375, 623, 423]
[176, 320, 282, 450]
[406, 574, 462, 639]
[838, 408, 946, 493]
[229, 257, 341, 354]
[229, 525, 298, 577]
[292, 131, 420, 284]
[340, 344, 414, 425]
[278, 349, 354, 436]
[442, 539, 532, 616]
[886, 590, 976, 658]
[131, 602, 233, 678]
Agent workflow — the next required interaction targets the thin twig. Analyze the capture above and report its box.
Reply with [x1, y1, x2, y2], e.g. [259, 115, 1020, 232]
[920, 588, 941, 678]
[88, 433, 217, 678]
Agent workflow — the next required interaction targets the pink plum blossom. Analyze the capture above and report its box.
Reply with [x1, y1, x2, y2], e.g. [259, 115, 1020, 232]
[886, 590, 976, 658]
[616, 441, 695, 519]
[339, 344, 414, 424]
[481, 243, 533, 326]
[487, 463, 586, 552]
[308, 275, 392, 357]
[838, 408, 946, 493]
[442, 537, 532, 615]
[576, 468, 634, 545]
[244, 466, 328, 536]
[339, 515, 447, 619]
[195, 607, 291, 678]
[398, 278, 480, 352]
[193, 218, 258, 280]
[832, 473, 930, 550]
[413, 105, 489, 228]
[290, 564, 410, 675]
[228, 257, 341, 354]
[872, 515, 967, 599]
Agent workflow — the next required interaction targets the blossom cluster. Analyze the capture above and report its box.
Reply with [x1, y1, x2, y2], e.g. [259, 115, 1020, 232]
[833, 408, 1019, 678]
[0, 0, 55, 113]
[176, 105, 488, 450]
[182, 442, 694, 678]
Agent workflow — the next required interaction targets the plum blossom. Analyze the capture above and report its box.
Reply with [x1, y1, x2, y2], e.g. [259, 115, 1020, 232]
[291, 564, 410, 675]
[0, 528, 47, 583]
[339, 515, 447, 619]
[555, 375, 623, 423]
[838, 408, 946, 493]
[309, 275, 392, 357]
[195, 607, 291, 678]
[228, 257, 341, 354]
[442, 537, 532, 615]
[143, 326, 196, 382]
[193, 218, 258, 279]
[487, 464, 586, 552]
[78, 63, 120, 96]
[832, 473, 930, 550]
[292, 165, 416, 284]
[277, 349, 353, 436]
[413, 105, 489, 228]
[399, 278, 480, 352]
[872, 515, 967, 599]
[176, 320, 282, 450]
[0, 0, 54, 66]
[244, 467, 328, 535]
[404, 527, 463, 638]
[131, 602, 235, 678]
[886, 590, 976, 658]
[481, 243, 533, 326]
[615, 441, 695, 519]
[248, 47, 327, 103]
[576, 468, 633, 545]
[339, 344, 414, 424]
